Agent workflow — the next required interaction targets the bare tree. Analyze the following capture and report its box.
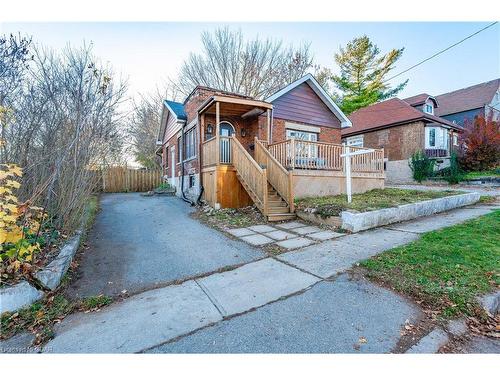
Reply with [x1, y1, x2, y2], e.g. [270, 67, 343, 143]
[174, 27, 314, 99]
[4, 40, 127, 231]
[0, 34, 32, 162]
[125, 84, 180, 169]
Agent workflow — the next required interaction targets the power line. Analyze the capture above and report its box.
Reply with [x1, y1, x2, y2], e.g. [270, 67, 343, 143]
[385, 21, 498, 83]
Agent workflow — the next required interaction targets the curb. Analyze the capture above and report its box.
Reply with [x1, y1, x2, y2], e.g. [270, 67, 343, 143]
[341, 192, 480, 232]
[0, 231, 82, 314]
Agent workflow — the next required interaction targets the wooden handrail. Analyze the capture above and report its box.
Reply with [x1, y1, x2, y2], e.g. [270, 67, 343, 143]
[231, 135, 266, 209]
[268, 139, 384, 174]
[255, 138, 294, 211]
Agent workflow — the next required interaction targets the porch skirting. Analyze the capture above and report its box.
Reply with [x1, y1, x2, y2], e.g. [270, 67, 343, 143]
[292, 169, 385, 198]
[201, 165, 252, 209]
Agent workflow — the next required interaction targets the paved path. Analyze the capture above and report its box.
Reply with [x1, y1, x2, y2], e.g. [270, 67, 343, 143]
[66, 193, 264, 299]
[45, 202, 497, 353]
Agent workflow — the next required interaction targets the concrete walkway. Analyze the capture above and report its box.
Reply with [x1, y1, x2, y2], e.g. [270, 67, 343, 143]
[44, 202, 497, 353]
[65, 194, 264, 299]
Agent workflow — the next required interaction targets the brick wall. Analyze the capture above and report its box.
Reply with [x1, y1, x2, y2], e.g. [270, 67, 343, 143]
[362, 121, 425, 161]
[271, 118, 341, 144]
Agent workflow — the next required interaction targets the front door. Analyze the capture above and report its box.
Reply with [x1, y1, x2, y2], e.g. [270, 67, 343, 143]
[171, 146, 176, 187]
[219, 122, 235, 164]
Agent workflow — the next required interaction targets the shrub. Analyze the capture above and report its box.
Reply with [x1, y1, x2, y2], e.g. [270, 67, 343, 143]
[409, 151, 435, 182]
[0, 164, 46, 282]
[441, 152, 464, 185]
[459, 116, 500, 171]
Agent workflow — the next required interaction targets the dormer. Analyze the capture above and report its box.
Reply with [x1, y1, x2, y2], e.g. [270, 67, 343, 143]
[403, 94, 439, 115]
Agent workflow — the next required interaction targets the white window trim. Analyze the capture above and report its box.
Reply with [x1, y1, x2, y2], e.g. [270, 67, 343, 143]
[285, 122, 321, 134]
[425, 126, 448, 149]
[345, 135, 364, 147]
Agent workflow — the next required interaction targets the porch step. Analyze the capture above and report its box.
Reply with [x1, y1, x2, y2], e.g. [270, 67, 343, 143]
[235, 171, 295, 222]
[267, 206, 291, 214]
[267, 213, 297, 222]
[267, 200, 288, 207]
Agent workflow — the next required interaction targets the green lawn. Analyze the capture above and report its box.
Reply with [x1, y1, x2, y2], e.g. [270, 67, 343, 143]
[361, 210, 500, 318]
[295, 188, 461, 218]
[463, 170, 500, 180]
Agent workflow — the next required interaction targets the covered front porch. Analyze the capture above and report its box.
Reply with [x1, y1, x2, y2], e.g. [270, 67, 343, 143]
[197, 96, 385, 220]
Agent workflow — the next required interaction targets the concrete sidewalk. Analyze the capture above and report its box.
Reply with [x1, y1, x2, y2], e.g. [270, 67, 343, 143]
[43, 203, 497, 353]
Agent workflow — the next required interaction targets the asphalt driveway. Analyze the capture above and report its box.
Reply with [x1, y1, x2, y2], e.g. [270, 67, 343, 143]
[66, 193, 264, 299]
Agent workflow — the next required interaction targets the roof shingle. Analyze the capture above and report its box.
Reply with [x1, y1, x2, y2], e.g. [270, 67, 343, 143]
[164, 100, 187, 120]
[343, 98, 460, 136]
[435, 78, 500, 116]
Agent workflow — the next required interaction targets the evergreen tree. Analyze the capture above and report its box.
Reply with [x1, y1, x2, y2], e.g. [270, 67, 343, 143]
[331, 35, 407, 114]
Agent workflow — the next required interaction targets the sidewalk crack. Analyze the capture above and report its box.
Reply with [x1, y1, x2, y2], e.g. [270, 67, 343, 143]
[194, 279, 227, 317]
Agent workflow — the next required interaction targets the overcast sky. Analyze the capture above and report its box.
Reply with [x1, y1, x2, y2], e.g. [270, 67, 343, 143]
[2, 22, 499, 103]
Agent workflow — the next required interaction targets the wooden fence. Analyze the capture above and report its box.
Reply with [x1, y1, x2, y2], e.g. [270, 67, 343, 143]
[99, 167, 162, 193]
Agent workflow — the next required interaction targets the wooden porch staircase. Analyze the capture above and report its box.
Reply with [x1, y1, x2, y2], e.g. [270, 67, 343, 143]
[265, 183, 296, 222]
[231, 136, 295, 222]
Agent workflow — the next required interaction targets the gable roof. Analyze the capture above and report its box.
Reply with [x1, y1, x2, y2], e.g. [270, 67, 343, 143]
[266, 73, 352, 128]
[164, 100, 187, 121]
[435, 78, 500, 116]
[343, 98, 460, 137]
[156, 100, 187, 143]
[403, 93, 438, 107]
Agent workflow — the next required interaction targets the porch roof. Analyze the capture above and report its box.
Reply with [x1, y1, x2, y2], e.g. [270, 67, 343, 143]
[198, 95, 273, 118]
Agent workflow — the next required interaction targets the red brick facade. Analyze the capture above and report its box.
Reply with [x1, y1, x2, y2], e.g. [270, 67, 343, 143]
[271, 118, 341, 144]
[359, 121, 425, 161]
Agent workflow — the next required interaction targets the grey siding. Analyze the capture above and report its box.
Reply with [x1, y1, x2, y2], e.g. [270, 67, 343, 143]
[272, 83, 341, 128]
[441, 108, 484, 126]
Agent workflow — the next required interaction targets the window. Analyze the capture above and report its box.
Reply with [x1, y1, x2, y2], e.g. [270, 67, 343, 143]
[286, 129, 318, 159]
[453, 134, 458, 146]
[286, 129, 318, 142]
[345, 135, 364, 148]
[177, 136, 182, 163]
[429, 128, 436, 147]
[424, 103, 434, 114]
[164, 146, 168, 167]
[188, 175, 195, 188]
[184, 127, 197, 160]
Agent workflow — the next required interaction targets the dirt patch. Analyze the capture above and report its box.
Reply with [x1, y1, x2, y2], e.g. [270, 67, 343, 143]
[192, 204, 267, 230]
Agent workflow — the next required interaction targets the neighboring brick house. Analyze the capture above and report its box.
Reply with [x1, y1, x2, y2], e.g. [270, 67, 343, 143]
[156, 74, 385, 219]
[342, 95, 462, 183]
[434, 78, 500, 126]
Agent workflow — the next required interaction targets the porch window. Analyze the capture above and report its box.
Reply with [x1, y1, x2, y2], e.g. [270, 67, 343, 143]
[286, 129, 318, 161]
[184, 127, 197, 160]
[286, 129, 318, 142]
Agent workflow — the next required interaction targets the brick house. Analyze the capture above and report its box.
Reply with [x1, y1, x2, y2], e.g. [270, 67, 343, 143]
[157, 74, 385, 221]
[342, 95, 462, 183]
[435, 78, 500, 126]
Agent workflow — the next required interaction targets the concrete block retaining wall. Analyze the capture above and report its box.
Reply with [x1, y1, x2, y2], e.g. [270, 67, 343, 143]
[296, 192, 480, 233]
[340, 192, 480, 232]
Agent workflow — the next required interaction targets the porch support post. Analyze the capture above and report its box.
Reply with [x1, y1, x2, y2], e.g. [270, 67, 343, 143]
[200, 113, 205, 143]
[215, 101, 220, 166]
[266, 109, 271, 143]
[199, 113, 204, 198]
[214, 101, 220, 209]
